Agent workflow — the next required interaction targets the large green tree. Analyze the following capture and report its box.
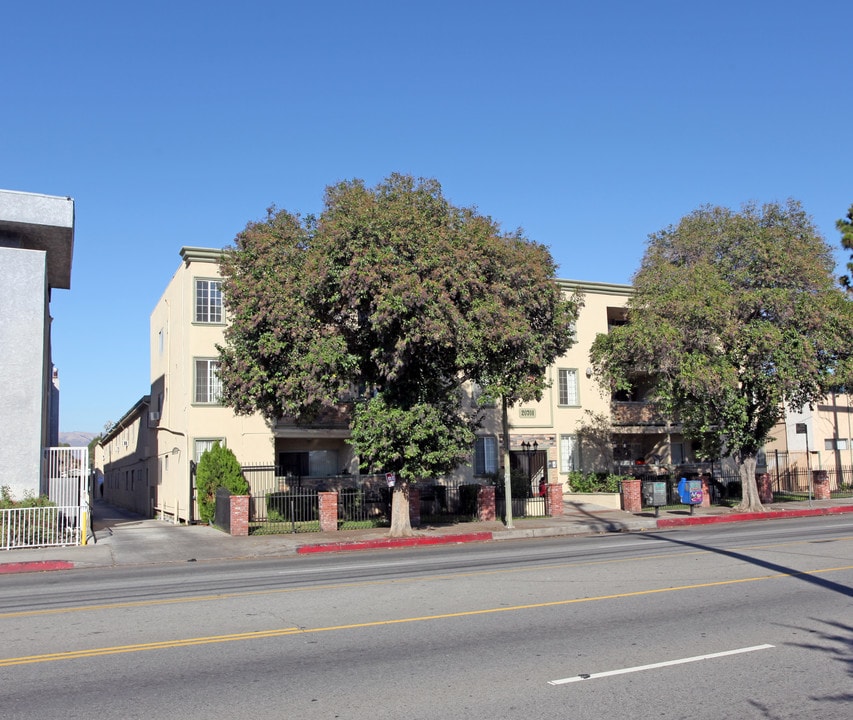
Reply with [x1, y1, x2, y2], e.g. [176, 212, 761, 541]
[218, 174, 577, 535]
[838, 204, 853, 293]
[590, 200, 853, 512]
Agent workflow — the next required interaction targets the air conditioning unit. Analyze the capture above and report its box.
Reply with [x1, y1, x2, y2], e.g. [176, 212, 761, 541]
[149, 411, 161, 423]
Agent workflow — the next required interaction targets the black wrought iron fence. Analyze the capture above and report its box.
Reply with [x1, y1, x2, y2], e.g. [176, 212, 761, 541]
[637, 466, 853, 511]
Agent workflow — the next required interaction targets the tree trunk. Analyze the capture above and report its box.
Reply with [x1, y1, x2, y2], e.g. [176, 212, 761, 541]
[735, 453, 764, 512]
[501, 396, 514, 528]
[388, 482, 413, 537]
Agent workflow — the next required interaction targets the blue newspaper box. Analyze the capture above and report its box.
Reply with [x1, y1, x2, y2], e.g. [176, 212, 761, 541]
[677, 478, 703, 505]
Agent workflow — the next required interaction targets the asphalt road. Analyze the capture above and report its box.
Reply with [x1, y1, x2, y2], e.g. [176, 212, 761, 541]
[1, 516, 852, 719]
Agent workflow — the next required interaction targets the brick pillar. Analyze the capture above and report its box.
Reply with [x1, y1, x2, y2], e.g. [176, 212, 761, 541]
[477, 485, 496, 521]
[408, 487, 421, 527]
[546, 483, 563, 517]
[318, 491, 338, 532]
[620, 478, 642, 513]
[700, 474, 712, 507]
[812, 470, 830, 500]
[757, 473, 774, 504]
[229, 495, 249, 537]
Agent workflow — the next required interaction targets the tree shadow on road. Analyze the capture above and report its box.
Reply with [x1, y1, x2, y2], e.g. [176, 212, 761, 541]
[636, 530, 853, 597]
[637, 531, 853, 712]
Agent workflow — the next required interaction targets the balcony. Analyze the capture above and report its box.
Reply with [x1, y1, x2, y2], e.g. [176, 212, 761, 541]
[611, 401, 669, 429]
[274, 402, 353, 435]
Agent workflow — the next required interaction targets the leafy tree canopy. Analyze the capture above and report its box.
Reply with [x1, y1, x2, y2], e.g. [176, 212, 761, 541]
[218, 174, 578, 532]
[839, 203, 853, 293]
[591, 200, 853, 511]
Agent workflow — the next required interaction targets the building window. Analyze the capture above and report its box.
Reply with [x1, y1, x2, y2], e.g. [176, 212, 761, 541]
[558, 369, 579, 406]
[559, 434, 579, 473]
[194, 438, 225, 463]
[194, 359, 222, 404]
[470, 382, 495, 408]
[195, 279, 223, 324]
[474, 436, 498, 475]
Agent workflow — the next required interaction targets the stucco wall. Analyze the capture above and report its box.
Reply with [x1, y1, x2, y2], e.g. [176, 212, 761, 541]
[0, 247, 49, 498]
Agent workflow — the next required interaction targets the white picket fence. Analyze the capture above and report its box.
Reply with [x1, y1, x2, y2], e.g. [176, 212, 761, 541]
[0, 447, 90, 551]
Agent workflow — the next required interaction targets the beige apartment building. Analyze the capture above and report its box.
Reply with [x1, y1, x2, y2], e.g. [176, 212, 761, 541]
[764, 392, 853, 478]
[101, 247, 699, 522]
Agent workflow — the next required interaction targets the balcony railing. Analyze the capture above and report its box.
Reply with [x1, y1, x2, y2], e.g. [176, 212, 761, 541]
[611, 401, 669, 427]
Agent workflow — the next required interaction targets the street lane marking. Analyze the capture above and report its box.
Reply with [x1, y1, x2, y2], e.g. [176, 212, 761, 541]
[548, 644, 775, 685]
[0, 567, 849, 667]
[1, 537, 852, 619]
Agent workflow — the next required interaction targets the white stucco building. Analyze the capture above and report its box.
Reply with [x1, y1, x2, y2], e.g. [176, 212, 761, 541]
[0, 189, 75, 499]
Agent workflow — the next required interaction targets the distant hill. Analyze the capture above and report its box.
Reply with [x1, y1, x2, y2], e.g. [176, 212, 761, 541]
[59, 431, 97, 447]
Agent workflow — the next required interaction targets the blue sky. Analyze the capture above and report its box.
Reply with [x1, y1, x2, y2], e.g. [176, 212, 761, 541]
[3, 1, 851, 433]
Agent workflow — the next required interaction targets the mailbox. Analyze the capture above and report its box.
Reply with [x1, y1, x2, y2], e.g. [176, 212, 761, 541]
[642, 481, 667, 507]
[677, 478, 703, 505]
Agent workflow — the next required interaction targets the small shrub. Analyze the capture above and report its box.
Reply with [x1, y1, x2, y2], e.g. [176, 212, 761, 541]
[195, 444, 249, 524]
[568, 472, 625, 493]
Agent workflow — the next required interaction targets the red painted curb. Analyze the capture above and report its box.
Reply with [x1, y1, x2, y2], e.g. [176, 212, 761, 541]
[657, 505, 853, 528]
[297, 531, 494, 554]
[0, 560, 75, 574]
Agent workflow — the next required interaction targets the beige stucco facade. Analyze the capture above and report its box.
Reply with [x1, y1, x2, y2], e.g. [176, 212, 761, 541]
[97, 397, 154, 516]
[765, 391, 853, 475]
[103, 247, 705, 521]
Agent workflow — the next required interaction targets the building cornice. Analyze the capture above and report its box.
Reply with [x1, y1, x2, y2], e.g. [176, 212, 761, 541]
[180, 246, 225, 266]
[557, 278, 633, 296]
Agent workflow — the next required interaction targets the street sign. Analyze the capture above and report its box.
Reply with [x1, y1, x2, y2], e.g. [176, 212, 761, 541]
[795, 423, 807, 434]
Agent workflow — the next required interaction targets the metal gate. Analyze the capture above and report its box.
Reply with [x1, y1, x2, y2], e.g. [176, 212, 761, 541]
[41, 446, 90, 546]
[3, 447, 90, 550]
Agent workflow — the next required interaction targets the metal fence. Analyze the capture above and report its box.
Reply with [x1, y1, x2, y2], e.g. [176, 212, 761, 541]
[1, 447, 90, 550]
[1, 505, 83, 549]
[239, 466, 545, 534]
[637, 466, 853, 511]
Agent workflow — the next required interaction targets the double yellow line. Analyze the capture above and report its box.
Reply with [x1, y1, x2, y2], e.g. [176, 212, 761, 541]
[2, 564, 852, 668]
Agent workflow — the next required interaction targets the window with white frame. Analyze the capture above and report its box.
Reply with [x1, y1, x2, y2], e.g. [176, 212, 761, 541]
[194, 438, 225, 463]
[558, 368, 579, 406]
[559, 434, 579, 473]
[194, 359, 222, 404]
[195, 279, 223, 324]
[474, 436, 498, 475]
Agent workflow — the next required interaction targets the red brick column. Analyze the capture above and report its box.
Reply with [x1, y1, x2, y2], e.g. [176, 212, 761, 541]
[699, 474, 712, 507]
[229, 495, 249, 537]
[318, 491, 338, 532]
[477, 485, 496, 521]
[546, 483, 563, 516]
[620, 478, 642, 513]
[408, 487, 421, 527]
[757, 473, 774, 504]
[812, 470, 830, 500]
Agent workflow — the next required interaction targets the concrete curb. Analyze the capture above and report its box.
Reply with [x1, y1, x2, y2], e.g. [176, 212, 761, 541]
[656, 505, 853, 528]
[0, 560, 75, 574]
[297, 531, 494, 554]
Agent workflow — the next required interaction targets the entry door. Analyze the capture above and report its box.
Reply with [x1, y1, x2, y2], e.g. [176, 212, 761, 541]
[278, 452, 309, 478]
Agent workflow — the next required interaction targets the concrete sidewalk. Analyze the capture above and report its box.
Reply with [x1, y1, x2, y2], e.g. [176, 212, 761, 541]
[2, 497, 852, 574]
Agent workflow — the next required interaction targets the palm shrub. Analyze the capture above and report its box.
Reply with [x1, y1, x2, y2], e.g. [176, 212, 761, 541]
[195, 443, 249, 524]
